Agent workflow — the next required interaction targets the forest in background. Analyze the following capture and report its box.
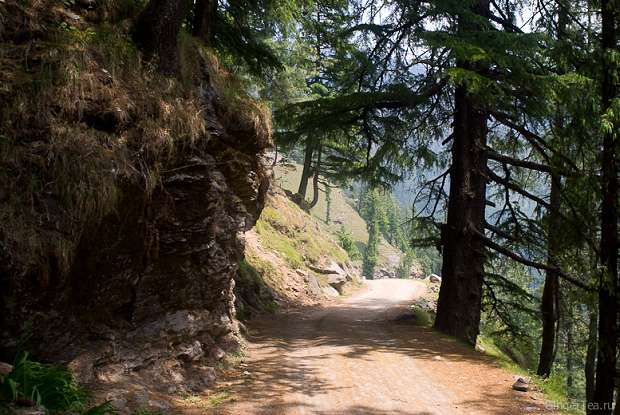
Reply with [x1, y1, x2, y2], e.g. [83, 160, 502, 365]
[258, 0, 619, 412]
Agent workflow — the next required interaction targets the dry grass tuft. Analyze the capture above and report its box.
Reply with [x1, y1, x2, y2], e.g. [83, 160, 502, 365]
[200, 49, 273, 149]
[0, 0, 271, 276]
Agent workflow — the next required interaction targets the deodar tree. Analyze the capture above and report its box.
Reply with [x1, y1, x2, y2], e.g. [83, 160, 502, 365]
[593, 0, 618, 412]
[261, 0, 617, 405]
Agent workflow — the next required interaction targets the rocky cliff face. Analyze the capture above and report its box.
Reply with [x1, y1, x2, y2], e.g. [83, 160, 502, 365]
[0, 0, 270, 404]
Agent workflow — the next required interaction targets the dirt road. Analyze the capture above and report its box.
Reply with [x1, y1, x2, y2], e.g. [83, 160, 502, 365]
[207, 279, 556, 415]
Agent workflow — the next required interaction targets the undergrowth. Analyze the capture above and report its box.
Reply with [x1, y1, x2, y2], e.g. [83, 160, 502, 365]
[0, 353, 115, 414]
[409, 307, 433, 327]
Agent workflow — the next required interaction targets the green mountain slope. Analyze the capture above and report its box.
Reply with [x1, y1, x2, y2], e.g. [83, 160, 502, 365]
[273, 163, 403, 267]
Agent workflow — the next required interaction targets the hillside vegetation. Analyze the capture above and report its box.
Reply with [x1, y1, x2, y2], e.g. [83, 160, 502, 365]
[235, 186, 363, 319]
[274, 163, 403, 267]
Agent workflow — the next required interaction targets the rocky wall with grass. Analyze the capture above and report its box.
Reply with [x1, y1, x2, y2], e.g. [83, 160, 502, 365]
[0, 0, 271, 405]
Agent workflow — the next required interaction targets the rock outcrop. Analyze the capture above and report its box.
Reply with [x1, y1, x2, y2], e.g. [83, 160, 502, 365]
[0, 0, 270, 403]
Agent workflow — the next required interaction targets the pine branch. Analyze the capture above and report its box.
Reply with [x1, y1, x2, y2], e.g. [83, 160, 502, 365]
[485, 272, 539, 304]
[486, 168, 551, 209]
[487, 150, 570, 175]
[470, 225, 592, 291]
[484, 221, 523, 244]
[491, 112, 579, 172]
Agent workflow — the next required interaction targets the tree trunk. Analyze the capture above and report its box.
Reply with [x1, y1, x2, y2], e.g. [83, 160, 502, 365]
[434, 0, 490, 348]
[585, 304, 597, 405]
[592, 0, 619, 413]
[538, 0, 567, 378]
[325, 185, 332, 224]
[133, 0, 191, 75]
[614, 388, 620, 415]
[537, 174, 562, 377]
[192, 0, 217, 44]
[308, 144, 322, 209]
[565, 307, 574, 395]
[297, 139, 315, 200]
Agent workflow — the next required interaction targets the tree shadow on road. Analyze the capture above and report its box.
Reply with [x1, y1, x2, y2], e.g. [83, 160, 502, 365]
[177, 297, 552, 415]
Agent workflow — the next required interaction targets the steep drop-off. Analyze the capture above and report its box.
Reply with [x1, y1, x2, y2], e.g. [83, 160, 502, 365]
[0, 0, 270, 402]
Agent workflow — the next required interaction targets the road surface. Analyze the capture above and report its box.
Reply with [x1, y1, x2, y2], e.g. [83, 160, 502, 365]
[206, 279, 556, 415]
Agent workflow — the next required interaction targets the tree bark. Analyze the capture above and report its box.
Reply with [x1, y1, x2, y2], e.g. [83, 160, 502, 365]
[133, 0, 191, 75]
[434, 0, 490, 347]
[585, 304, 597, 405]
[308, 144, 323, 209]
[537, 175, 562, 377]
[592, 0, 619, 413]
[565, 306, 574, 395]
[192, 0, 217, 44]
[297, 139, 315, 200]
[325, 185, 332, 224]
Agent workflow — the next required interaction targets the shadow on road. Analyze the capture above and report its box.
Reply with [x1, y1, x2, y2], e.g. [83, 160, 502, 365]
[177, 281, 552, 415]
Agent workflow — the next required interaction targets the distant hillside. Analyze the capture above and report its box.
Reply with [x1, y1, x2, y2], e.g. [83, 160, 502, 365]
[273, 162, 403, 268]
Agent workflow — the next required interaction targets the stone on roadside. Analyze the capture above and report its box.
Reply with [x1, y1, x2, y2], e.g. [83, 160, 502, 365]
[322, 286, 340, 297]
[199, 366, 217, 386]
[512, 378, 530, 392]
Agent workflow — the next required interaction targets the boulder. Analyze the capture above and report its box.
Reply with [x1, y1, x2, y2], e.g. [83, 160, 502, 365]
[309, 260, 347, 276]
[429, 274, 442, 283]
[322, 286, 340, 298]
[413, 298, 436, 313]
[512, 377, 530, 392]
[327, 272, 347, 286]
[202, 367, 217, 386]
[305, 273, 323, 297]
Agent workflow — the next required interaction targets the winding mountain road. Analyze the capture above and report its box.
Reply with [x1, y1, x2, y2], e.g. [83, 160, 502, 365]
[206, 279, 557, 415]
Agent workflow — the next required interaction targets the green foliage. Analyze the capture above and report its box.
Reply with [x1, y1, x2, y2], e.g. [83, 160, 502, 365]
[255, 219, 304, 268]
[409, 307, 433, 327]
[396, 250, 416, 279]
[206, 0, 302, 76]
[236, 258, 278, 318]
[264, 300, 280, 313]
[361, 189, 382, 278]
[257, 201, 348, 266]
[336, 226, 361, 260]
[0, 353, 114, 414]
[0, 353, 87, 412]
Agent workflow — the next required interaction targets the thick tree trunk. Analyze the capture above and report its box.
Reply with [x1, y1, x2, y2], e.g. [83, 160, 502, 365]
[308, 144, 322, 209]
[133, 0, 191, 75]
[434, 0, 490, 347]
[192, 0, 217, 43]
[585, 304, 598, 405]
[537, 174, 562, 377]
[297, 139, 315, 200]
[592, 1, 619, 413]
